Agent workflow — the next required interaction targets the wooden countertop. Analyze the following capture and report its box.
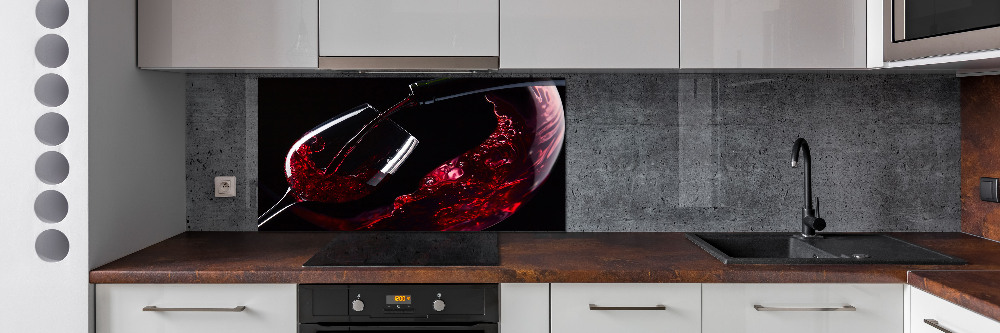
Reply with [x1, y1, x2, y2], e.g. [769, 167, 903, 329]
[908, 270, 1000, 323]
[90, 232, 1000, 322]
[90, 231, 1000, 284]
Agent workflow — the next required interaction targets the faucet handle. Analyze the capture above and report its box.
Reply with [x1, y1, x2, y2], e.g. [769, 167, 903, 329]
[812, 216, 827, 231]
[815, 197, 820, 218]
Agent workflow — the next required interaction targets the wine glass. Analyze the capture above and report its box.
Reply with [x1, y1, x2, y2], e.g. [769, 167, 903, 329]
[258, 103, 418, 227]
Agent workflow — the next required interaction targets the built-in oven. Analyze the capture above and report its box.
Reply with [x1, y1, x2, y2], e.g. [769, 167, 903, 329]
[884, 0, 1000, 61]
[299, 284, 498, 333]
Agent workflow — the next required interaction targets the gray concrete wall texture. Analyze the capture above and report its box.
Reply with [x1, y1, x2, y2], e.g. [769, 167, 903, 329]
[186, 73, 960, 232]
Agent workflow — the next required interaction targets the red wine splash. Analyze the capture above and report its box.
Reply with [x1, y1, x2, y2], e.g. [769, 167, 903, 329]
[284, 97, 417, 203]
[324, 97, 417, 176]
[277, 84, 564, 231]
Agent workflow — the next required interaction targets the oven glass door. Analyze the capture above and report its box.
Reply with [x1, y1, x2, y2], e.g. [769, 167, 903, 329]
[300, 324, 498, 333]
[900, 0, 1000, 41]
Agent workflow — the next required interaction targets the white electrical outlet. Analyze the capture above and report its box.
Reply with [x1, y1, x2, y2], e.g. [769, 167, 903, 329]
[215, 176, 236, 197]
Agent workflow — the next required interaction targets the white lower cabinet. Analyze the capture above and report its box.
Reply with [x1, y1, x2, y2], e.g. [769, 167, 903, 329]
[910, 287, 1000, 333]
[550, 283, 701, 333]
[99, 282, 1000, 333]
[500, 283, 549, 333]
[702, 283, 903, 333]
[95, 284, 297, 333]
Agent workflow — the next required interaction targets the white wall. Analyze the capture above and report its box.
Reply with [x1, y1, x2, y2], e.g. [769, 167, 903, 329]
[0, 0, 90, 331]
[0, 0, 185, 331]
[88, 0, 186, 270]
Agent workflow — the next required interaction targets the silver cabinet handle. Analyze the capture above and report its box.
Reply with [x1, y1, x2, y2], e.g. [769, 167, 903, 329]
[143, 306, 246, 312]
[589, 304, 666, 311]
[753, 305, 856, 312]
[924, 319, 955, 333]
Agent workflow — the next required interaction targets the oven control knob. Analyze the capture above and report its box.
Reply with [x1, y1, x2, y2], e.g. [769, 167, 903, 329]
[352, 299, 365, 312]
[432, 299, 446, 312]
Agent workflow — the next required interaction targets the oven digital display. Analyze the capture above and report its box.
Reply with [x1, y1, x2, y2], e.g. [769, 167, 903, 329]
[386, 295, 412, 304]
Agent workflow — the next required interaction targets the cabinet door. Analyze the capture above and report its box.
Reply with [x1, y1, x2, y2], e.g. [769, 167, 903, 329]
[138, 0, 318, 68]
[681, 0, 868, 68]
[319, 0, 499, 57]
[96, 284, 297, 333]
[911, 287, 1000, 333]
[500, 284, 549, 333]
[702, 283, 903, 333]
[500, 0, 680, 69]
[550, 283, 700, 333]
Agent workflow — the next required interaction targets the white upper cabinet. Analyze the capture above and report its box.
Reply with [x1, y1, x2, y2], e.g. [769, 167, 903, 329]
[681, 0, 873, 68]
[319, 0, 499, 57]
[500, 0, 680, 69]
[135, 0, 888, 70]
[137, 0, 318, 69]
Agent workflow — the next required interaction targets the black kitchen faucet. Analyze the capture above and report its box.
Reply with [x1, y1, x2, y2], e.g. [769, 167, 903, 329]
[791, 138, 826, 238]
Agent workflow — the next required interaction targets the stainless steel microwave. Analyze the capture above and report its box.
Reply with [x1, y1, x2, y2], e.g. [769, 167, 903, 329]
[884, 0, 1000, 62]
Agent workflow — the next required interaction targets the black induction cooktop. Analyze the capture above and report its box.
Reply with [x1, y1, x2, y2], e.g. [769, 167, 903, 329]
[303, 232, 500, 267]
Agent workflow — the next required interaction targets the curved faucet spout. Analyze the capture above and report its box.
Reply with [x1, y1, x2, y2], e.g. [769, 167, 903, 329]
[791, 138, 824, 237]
[791, 138, 811, 210]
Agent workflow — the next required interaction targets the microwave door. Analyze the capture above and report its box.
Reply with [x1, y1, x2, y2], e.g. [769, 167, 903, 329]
[884, 0, 1000, 61]
[896, 0, 1000, 42]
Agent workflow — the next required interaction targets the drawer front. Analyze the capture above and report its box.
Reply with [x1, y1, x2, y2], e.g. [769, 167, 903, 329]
[550, 283, 701, 333]
[96, 284, 296, 333]
[702, 283, 903, 333]
[319, 0, 499, 57]
[911, 288, 1000, 333]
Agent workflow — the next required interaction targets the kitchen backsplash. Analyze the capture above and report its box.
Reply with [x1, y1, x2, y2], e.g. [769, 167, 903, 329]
[960, 75, 1000, 242]
[187, 73, 960, 232]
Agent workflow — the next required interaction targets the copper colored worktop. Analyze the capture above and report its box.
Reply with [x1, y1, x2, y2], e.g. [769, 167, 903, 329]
[90, 232, 1000, 284]
[908, 270, 1000, 323]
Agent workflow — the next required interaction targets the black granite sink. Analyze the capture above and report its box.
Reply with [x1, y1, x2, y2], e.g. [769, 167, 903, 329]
[686, 233, 966, 265]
